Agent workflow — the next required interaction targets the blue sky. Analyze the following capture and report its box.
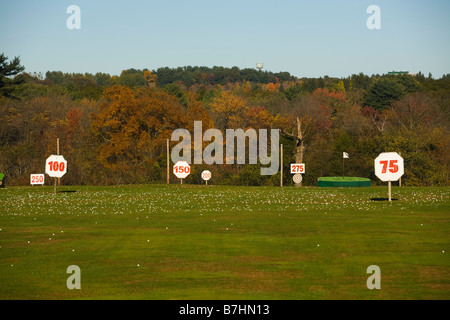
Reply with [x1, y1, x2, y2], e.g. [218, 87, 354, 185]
[1, 0, 449, 78]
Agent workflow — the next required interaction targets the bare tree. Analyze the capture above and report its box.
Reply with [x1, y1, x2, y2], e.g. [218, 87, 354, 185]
[281, 116, 311, 186]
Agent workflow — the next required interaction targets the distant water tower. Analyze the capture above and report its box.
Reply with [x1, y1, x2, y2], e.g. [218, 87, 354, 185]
[256, 62, 263, 71]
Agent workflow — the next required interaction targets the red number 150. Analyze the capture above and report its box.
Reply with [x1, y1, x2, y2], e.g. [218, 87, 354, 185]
[175, 166, 190, 174]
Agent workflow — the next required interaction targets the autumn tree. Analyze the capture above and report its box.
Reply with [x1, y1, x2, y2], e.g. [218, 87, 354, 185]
[312, 87, 346, 118]
[144, 70, 157, 88]
[209, 90, 249, 130]
[90, 85, 213, 184]
[53, 98, 98, 185]
[362, 106, 390, 133]
[0, 93, 85, 184]
[390, 92, 447, 131]
[246, 106, 274, 129]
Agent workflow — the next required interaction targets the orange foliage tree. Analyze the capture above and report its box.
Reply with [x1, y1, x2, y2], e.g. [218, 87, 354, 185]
[209, 90, 249, 130]
[92, 85, 177, 182]
[90, 85, 214, 183]
[246, 106, 274, 129]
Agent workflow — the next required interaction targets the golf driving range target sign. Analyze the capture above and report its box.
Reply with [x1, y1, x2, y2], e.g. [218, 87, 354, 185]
[293, 173, 303, 184]
[290, 163, 305, 174]
[45, 155, 67, 178]
[201, 170, 211, 181]
[30, 174, 45, 185]
[374, 152, 404, 182]
[173, 160, 190, 179]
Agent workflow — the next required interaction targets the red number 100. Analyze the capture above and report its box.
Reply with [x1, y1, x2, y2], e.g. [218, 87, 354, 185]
[48, 161, 65, 172]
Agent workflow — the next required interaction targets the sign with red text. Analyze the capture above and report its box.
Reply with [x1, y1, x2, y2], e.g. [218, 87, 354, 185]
[173, 161, 191, 179]
[374, 152, 404, 182]
[201, 170, 211, 181]
[290, 163, 305, 174]
[45, 155, 67, 178]
[30, 174, 45, 185]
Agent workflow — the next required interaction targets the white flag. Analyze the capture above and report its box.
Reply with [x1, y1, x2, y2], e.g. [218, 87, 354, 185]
[343, 152, 349, 159]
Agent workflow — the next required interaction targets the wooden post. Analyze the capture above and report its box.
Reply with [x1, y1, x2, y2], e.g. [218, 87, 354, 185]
[388, 181, 392, 202]
[53, 174, 57, 194]
[167, 139, 170, 184]
[54, 138, 59, 194]
[296, 118, 303, 187]
[57, 138, 60, 186]
[280, 144, 283, 187]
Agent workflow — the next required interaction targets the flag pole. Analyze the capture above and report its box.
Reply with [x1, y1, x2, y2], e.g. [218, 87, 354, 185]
[342, 152, 348, 179]
[166, 139, 170, 184]
[280, 144, 283, 187]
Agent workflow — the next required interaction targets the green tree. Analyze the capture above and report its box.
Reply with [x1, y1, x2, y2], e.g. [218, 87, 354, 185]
[118, 69, 147, 88]
[0, 53, 25, 98]
[45, 71, 64, 85]
[283, 84, 303, 101]
[348, 73, 372, 91]
[364, 78, 405, 111]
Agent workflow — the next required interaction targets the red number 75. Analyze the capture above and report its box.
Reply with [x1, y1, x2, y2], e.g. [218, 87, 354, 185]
[380, 160, 398, 174]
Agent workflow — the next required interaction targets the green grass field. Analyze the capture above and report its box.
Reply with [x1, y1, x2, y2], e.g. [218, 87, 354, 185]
[0, 184, 449, 300]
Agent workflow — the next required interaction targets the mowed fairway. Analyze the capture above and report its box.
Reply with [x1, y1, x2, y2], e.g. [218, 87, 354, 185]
[0, 184, 449, 299]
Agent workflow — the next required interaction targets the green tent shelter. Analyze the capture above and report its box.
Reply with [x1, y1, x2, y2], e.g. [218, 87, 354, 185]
[317, 177, 371, 187]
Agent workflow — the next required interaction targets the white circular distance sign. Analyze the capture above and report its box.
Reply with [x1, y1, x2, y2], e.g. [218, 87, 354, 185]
[374, 152, 404, 181]
[293, 173, 303, 184]
[173, 160, 191, 179]
[45, 155, 67, 178]
[201, 170, 211, 181]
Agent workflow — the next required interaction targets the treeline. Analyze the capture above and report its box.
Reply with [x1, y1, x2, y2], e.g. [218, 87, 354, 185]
[28, 66, 294, 98]
[1, 54, 449, 186]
